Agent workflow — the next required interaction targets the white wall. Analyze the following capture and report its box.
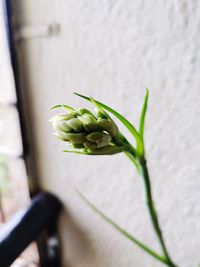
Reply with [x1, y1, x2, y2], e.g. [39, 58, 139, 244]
[12, 1, 200, 266]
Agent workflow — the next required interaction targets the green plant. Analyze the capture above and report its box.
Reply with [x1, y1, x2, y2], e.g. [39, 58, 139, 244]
[50, 90, 177, 266]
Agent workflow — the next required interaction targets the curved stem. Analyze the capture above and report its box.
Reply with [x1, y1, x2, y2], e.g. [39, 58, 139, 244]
[138, 156, 177, 267]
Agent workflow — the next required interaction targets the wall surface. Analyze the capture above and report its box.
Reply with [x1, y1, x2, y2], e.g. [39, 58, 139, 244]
[12, 1, 200, 266]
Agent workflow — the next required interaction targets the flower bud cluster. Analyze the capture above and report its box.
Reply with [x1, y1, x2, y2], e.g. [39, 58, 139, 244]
[50, 108, 124, 155]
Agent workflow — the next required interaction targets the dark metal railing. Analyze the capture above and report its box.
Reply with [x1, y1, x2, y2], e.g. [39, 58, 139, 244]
[0, 192, 62, 267]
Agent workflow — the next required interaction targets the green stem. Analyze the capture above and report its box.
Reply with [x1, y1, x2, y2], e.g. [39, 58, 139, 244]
[138, 156, 177, 267]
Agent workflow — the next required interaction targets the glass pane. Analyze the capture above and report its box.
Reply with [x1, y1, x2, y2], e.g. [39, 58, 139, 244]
[0, 156, 29, 220]
[0, 156, 39, 267]
[0, 105, 23, 157]
[0, 0, 40, 265]
[0, 0, 16, 104]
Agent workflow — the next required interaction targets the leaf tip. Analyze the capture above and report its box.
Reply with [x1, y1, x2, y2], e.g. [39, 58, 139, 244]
[145, 88, 149, 98]
[73, 92, 80, 96]
[49, 106, 56, 110]
[74, 92, 91, 101]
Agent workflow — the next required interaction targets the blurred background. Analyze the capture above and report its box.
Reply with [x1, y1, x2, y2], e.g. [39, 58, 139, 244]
[1, 0, 200, 266]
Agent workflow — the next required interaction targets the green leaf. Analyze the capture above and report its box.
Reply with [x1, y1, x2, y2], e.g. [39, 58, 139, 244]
[78, 192, 168, 265]
[50, 104, 75, 111]
[124, 151, 140, 171]
[87, 145, 125, 155]
[139, 89, 149, 146]
[90, 98, 112, 120]
[63, 149, 89, 155]
[74, 93, 143, 151]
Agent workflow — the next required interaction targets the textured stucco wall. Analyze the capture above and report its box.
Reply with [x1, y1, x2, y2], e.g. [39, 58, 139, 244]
[12, 1, 200, 266]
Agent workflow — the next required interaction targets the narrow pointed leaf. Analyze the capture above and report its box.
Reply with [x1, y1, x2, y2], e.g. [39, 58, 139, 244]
[50, 104, 75, 111]
[90, 98, 112, 120]
[139, 89, 149, 144]
[63, 150, 89, 155]
[87, 145, 125, 155]
[124, 151, 140, 171]
[74, 93, 142, 149]
[78, 192, 168, 265]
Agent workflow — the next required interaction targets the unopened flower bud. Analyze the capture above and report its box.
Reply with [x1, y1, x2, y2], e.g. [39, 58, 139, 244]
[78, 114, 98, 132]
[78, 108, 95, 117]
[66, 118, 83, 132]
[50, 105, 126, 155]
[86, 145, 125, 155]
[97, 118, 119, 138]
[50, 113, 74, 127]
[95, 108, 110, 119]
[65, 133, 86, 144]
[56, 132, 70, 141]
[85, 132, 112, 148]
[54, 121, 72, 132]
